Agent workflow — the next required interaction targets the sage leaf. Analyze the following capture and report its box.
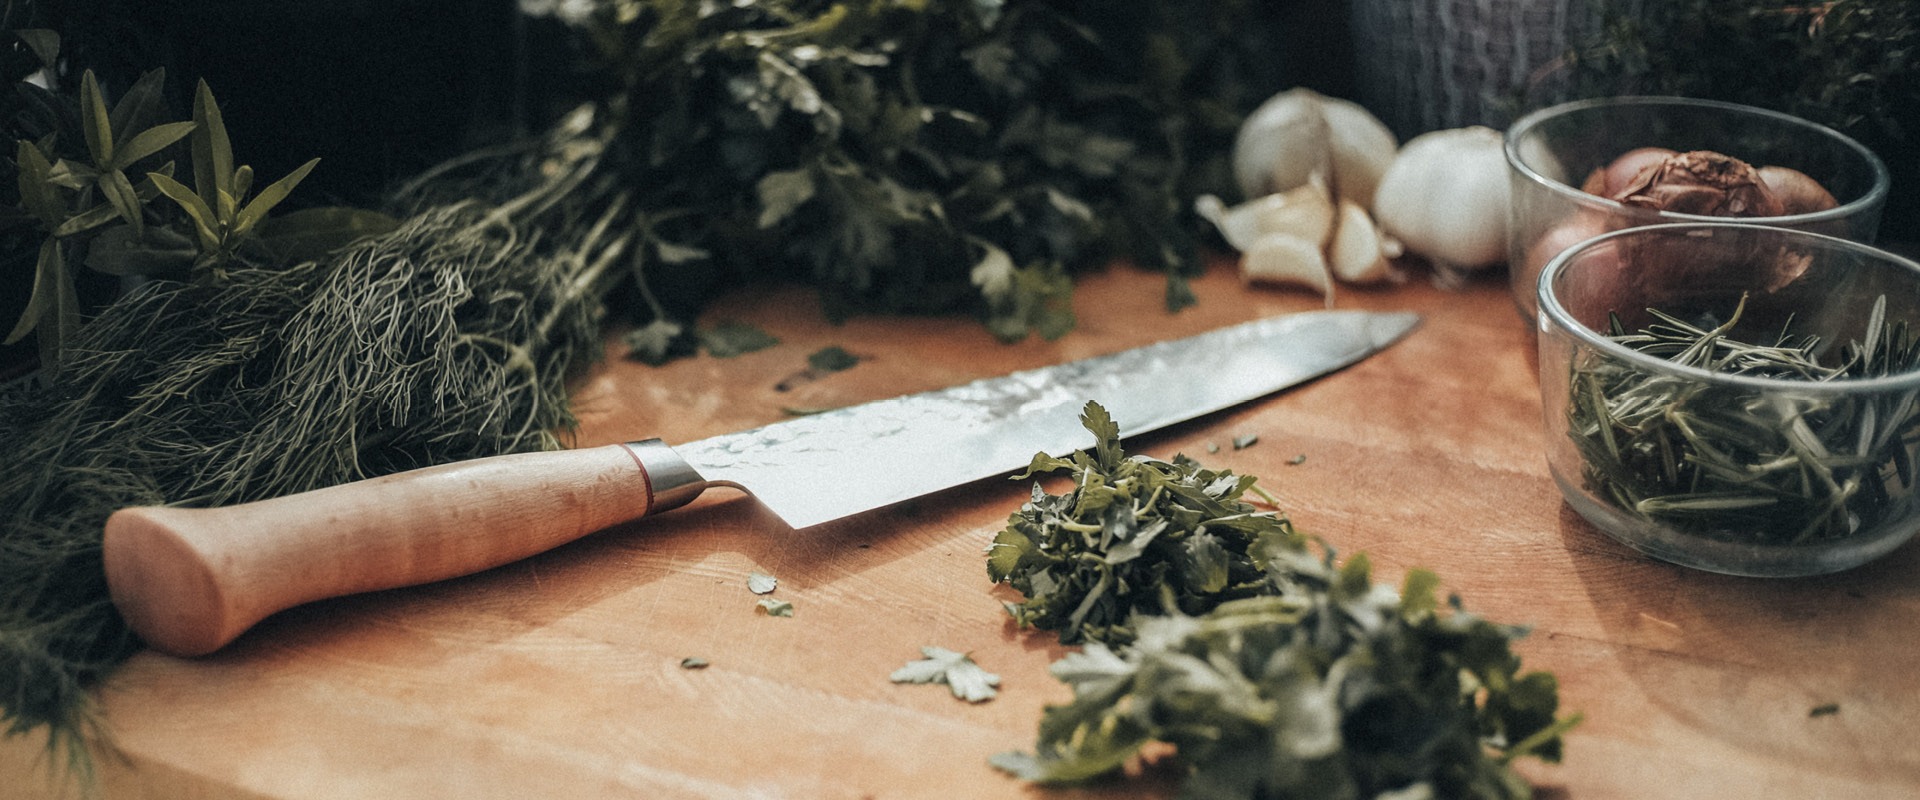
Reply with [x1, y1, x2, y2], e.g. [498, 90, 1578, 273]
[190, 79, 233, 203]
[78, 70, 113, 167]
[108, 122, 194, 172]
[235, 158, 319, 236]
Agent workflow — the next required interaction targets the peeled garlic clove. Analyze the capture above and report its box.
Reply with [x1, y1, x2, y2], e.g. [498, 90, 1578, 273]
[1328, 199, 1395, 284]
[1196, 179, 1336, 253]
[1241, 231, 1334, 307]
[1319, 94, 1397, 210]
[1232, 88, 1334, 199]
[1371, 125, 1511, 275]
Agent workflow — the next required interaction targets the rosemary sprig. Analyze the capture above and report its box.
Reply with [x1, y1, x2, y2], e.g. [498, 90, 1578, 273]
[1569, 294, 1920, 545]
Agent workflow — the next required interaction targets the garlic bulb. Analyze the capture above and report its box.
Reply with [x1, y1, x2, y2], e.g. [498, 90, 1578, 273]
[1319, 95, 1398, 210]
[1370, 126, 1510, 281]
[1232, 89, 1333, 200]
[1232, 88, 1396, 206]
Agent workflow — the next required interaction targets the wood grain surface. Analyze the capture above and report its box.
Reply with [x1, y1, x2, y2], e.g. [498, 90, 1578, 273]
[4, 260, 1917, 799]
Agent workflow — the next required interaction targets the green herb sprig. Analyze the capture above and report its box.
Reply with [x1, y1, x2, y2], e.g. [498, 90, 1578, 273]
[1569, 294, 1920, 544]
[991, 402, 1578, 798]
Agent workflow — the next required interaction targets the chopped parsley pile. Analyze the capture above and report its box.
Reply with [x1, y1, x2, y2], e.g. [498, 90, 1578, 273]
[988, 403, 1578, 798]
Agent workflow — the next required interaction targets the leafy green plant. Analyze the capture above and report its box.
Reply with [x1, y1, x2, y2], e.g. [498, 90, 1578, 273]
[5, 67, 189, 371]
[524, 0, 1291, 343]
[4, 65, 398, 371]
[142, 80, 315, 279]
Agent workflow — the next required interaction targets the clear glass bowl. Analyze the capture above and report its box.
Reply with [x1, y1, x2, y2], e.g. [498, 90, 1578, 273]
[1537, 223, 1920, 576]
[1507, 96, 1890, 321]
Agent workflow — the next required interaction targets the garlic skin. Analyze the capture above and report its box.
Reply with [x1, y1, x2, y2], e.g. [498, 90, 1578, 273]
[1370, 125, 1510, 280]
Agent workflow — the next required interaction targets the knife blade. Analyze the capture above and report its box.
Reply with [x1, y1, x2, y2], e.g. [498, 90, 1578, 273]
[103, 309, 1418, 656]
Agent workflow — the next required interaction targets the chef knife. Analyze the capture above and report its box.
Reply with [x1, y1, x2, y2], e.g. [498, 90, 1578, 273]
[103, 308, 1419, 657]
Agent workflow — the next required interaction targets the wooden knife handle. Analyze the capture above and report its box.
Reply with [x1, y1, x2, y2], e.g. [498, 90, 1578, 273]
[103, 440, 708, 657]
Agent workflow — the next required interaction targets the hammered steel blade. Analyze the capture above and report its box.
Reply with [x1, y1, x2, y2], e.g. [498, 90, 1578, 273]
[677, 309, 1420, 528]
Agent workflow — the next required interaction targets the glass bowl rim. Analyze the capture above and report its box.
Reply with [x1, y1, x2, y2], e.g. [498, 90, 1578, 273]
[1504, 95, 1892, 228]
[1536, 221, 1920, 393]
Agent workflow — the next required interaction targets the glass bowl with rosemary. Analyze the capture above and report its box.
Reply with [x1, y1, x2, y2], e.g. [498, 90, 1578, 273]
[1507, 96, 1890, 321]
[1537, 222, 1920, 577]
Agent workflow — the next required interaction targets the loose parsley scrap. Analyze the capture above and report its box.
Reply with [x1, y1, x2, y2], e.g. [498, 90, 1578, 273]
[699, 321, 780, 358]
[757, 598, 794, 617]
[748, 571, 778, 595]
[988, 402, 1292, 646]
[890, 646, 1000, 703]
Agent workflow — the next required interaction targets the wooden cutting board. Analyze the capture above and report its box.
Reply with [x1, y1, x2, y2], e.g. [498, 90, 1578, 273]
[5, 260, 1917, 799]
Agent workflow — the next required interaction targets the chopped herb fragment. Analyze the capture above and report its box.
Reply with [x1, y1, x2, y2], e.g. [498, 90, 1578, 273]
[991, 402, 1577, 797]
[889, 646, 1000, 703]
[699, 321, 780, 358]
[806, 346, 861, 373]
[757, 598, 794, 617]
[1232, 433, 1259, 450]
[989, 403, 1295, 646]
[747, 571, 778, 595]
[680, 657, 710, 670]
[1809, 703, 1840, 718]
[1288, 453, 1307, 465]
[623, 319, 693, 365]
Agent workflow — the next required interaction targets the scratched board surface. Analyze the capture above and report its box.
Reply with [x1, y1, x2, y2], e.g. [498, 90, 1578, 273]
[5, 262, 1916, 799]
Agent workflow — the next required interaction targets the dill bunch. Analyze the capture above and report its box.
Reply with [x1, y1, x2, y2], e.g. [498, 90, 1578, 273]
[0, 195, 615, 767]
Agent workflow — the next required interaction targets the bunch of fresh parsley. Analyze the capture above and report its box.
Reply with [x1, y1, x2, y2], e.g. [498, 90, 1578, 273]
[990, 403, 1578, 797]
[550, 0, 1290, 341]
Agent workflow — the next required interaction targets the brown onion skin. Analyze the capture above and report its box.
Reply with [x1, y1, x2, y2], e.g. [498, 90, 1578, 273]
[1614, 151, 1785, 217]
[1581, 147, 1680, 198]
[1520, 211, 1628, 324]
[1757, 165, 1841, 215]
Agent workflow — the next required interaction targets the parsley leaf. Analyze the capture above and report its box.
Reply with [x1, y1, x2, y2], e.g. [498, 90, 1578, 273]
[757, 598, 794, 617]
[747, 571, 778, 595]
[623, 319, 692, 365]
[890, 646, 1001, 703]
